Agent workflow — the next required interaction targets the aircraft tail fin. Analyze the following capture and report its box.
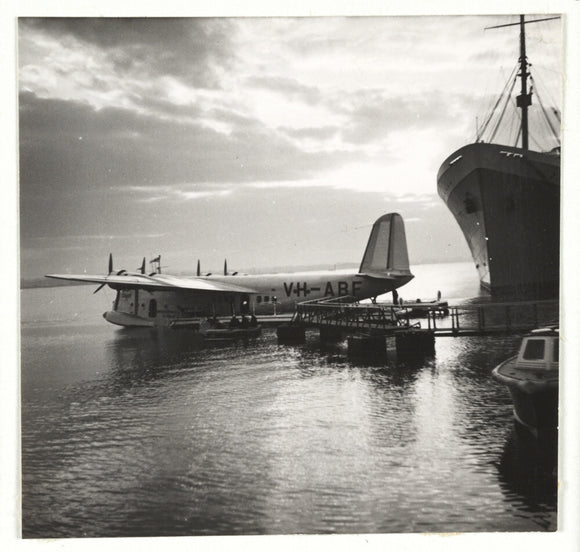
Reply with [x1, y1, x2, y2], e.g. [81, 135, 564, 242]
[358, 213, 412, 278]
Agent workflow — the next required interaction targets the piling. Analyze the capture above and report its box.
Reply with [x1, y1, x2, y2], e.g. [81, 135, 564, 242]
[347, 334, 387, 361]
[277, 324, 306, 344]
[395, 329, 435, 357]
[319, 326, 344, 343]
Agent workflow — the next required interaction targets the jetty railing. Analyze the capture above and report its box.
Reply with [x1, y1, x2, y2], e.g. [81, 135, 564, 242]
[422, 299, 558, 335]
[295, 296, 412, 333]
[295, 297, 559, 337]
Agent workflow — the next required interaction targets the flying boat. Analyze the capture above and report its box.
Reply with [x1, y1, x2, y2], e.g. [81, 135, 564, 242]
[46, 213, 414, 328]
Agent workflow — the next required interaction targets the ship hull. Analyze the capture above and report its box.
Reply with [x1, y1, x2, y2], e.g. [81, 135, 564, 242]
[437, 143, 560, 297]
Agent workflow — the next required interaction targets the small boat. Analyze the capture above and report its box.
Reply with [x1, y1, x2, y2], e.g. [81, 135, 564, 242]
[492, 326, 559, 436]
[400, 299, 449, 318]
[202, 325, 262, 341]
[168, 317, 262, 340]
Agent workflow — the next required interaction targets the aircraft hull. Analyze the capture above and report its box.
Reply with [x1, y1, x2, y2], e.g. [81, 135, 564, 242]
[46, 211, 414, 328]
[105, 271, 413, 327]
[103, 310, 155, 327]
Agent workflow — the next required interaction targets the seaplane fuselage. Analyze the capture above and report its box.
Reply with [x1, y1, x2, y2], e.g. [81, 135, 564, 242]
[47, 213, 414, 328]
[103, 268, 413, 327]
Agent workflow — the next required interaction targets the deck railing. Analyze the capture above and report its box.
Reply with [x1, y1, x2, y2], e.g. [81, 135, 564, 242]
[423, 299, 558, 335]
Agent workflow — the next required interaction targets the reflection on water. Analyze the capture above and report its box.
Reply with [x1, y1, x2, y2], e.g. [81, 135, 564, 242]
[20, 279, 558, 537]
[497, 424, 557, 529]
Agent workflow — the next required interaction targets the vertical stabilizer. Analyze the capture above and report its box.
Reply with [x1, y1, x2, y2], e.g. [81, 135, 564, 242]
[358, 213, 411, 277]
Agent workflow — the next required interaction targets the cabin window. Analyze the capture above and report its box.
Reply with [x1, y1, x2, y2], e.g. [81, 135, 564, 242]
[256, 296, 262, 304]
[523, 339, 545, 360]
[264, 296, 270, 303]
[148, 299, 157, 318]
[553, 340, 559, 362]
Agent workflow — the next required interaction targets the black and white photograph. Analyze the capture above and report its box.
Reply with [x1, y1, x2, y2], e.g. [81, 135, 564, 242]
[5, 1, 580, 549]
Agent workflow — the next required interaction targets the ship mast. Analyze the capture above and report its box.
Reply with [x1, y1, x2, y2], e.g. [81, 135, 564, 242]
[486, 15, 560, 151]
[517, 15, 531, 150]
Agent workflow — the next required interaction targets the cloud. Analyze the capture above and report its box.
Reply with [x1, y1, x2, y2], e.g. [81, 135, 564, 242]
[19, 91, 359, 196]
[246, 75, 322, 105]
[19, 18, 237, 89]
[28, 233, 169, 241]
[123, 184, 233, 203]
[336, 88, 466, 147]
[17, 15, 560, 280]
[278, 126, 338, 141]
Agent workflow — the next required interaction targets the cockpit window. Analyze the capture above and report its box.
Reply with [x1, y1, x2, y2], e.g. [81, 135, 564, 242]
[523, 339, 545, 360]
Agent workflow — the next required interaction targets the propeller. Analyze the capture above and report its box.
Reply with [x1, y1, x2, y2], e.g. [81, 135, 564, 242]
[93, 253, 113, 294]
[224, 259, 238, 276]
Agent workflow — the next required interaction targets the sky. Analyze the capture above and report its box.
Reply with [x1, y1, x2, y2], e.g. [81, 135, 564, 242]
[18, 14, 562, 280]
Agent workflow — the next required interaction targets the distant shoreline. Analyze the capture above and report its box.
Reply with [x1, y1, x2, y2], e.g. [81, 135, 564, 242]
[20, 279, 92, 289]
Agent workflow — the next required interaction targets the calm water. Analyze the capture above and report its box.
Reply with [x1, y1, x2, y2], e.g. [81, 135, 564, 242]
[20, 263, 558, 537]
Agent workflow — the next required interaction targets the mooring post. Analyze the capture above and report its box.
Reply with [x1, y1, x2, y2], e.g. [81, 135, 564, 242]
[320, 326, 344, 343]
[395, 329, 435, 357]
[277, 324, 306, 344]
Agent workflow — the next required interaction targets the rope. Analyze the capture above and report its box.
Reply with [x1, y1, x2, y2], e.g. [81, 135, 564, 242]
[514, 123, 522, 148]
[477, 62, 519, 142]
[488, 76, 519, 143]
[530, 74, 560, 144]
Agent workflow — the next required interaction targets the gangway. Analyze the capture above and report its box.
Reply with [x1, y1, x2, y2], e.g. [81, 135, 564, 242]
[295, 296, 414, 334]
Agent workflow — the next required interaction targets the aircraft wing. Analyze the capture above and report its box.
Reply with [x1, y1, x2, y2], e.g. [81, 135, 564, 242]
[45, 273, 259, 294]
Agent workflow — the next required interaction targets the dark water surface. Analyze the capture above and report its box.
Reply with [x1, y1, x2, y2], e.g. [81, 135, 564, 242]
[20, 263, 558, 537]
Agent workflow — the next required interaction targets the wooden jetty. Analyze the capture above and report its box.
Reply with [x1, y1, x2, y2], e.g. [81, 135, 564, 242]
[423, 299, 559, 336]
[292, 296, 559, 337]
